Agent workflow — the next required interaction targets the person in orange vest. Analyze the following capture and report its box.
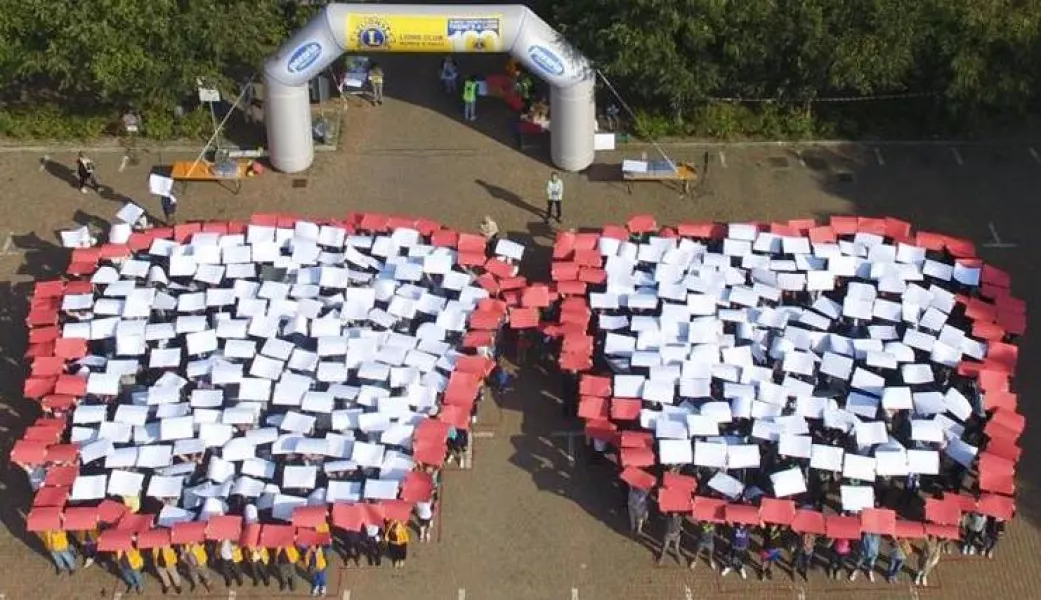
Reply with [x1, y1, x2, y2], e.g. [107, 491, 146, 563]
[116, 546, 146, 594]
[306, 544, 329, 596]
[273, 545, 300, 592]
[386, 519, 410, 568]
[218, 539, 245, 587]
[150, 543, 183, 594]
[40, 529, 77, 575]
[178, 542, 212, 592]
[245, 544, 271, 587]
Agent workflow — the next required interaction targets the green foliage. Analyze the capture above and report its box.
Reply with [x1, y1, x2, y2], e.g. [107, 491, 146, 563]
[559, 0, 1041, 138]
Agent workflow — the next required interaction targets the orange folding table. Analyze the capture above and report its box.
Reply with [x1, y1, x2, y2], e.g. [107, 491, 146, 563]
[170, 159, 249, 194]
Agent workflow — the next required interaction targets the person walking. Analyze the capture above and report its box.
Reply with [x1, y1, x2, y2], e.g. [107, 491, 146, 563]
[218, 539, 245, 587]
[690, 521, 717, 571]
[179, 542, 212, 593]
[885, 537, 911, 583]
[462, 77, 478, 121]
[273, 545, 300, 592]
[368, 62, 385, 105]
[915, 534, 942, 586]
[793, 532, 817, 581]
[657, 513, 685, 565]
[545, 172, 563, 223]
[849, 531, 881, 582]
[386, 519, 410, 568]
[151, 542, 183, 594]
[627, 485, 649, 537]
[76, 151, 98, 193]
[306, 545, 329, 596]
[827, 537, 851, 580]
[117, 547, 146, 595]
[721, 524, 750, 579]
[161, 195, 178, 225]
[40, 529, 77, 576]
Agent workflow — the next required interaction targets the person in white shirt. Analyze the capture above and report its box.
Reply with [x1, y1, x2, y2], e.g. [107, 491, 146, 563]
[545, 172, 563, 223]
[416, 501, 434, 542]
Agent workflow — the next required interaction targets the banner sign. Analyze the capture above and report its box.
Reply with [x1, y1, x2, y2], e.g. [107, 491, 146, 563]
[346, 15, 502, 52]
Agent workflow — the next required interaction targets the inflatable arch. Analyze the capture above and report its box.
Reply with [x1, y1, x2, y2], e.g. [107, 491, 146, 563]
[263, 4, 595, 174]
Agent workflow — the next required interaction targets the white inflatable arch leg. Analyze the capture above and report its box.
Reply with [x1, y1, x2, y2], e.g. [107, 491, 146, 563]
[263, 4, 595, 173]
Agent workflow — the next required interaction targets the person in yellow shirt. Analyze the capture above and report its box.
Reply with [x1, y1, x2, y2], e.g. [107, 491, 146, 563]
[273, 545, 300, 592]
[151, 544, 182, 594]
[386, 520, 410, 568]
[306, 544, 329, 596]
[245, 544, 271, 587]
[178, 542, 212, 593]
[218, 539, 245, 587]
[116, 547, 145, 594]
[40, 529, 77, 575]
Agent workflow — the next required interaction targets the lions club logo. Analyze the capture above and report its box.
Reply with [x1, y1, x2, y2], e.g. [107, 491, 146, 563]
[354, 17, 393, 49]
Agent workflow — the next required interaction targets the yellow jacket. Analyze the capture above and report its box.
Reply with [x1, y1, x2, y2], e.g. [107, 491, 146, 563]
[387, 522, 409, 546]
[182, 543, 207, 566]
[306, 547, 327, 571]
[41, 530, 70, 552]
[120, 549, 144, 570]
[277, 546, 300, 564]
[152, 546, 178, 568]
[248, 547, 269, 564]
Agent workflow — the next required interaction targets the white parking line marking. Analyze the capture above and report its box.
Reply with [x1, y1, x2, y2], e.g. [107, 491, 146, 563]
[718, 151, 727, 168]
[342, 590, 351, 600]
[1030, 147, 1040, 164]
[984, 222, 1017, 248]
[113, 593, 122, 600]
[950, 147, 964, 165]
[684, 586, 694, 600]
[473, 431, 495, 439]
[874, 147, 885, 166]
[458, 589, 466, 600]
[571, 588, 579, 600]
[228, 590, 237, 600]
[550, 431, 583, 463]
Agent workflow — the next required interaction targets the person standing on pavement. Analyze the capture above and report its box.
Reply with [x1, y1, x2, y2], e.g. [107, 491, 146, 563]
[545, 172, 563, 223]
[218, 539, 245, 587]
[479, 215, 500, 248]
[793, 532, 817, 581]
[150, 542, 183, 594]
[161, 195, 178, 225]
[914, 534, 942, 586]
[306, 544, 329, 596]
[827, 537, 851, 579]
[759, 525, 783, 580]
[439, 57, 459, 93]
[849, 531, 881, 582]
[179, 541, 213, 592]
[40, 529, 77, 576]
[627, 485, 649, 537]
[368, 62, 385, 105]
[721, 524, 750, 579]
[690, 521, 717, 571]
[657, 513, 685, 565]
[364, 524, 384, 566]
[74, 528, 98, 569]
[387, 519, 410, 568]
[76, 151, 98, 193]
[462, 76, 478, 122]
[117, 547, 146, 594]
[245, 544, 271, 587]
[885, 537, 911, 583]
[273, 545, 300, 592]
[962, 512, 987, 555]
[982, 515, 1007, 558]
[416, 501, 435, 543]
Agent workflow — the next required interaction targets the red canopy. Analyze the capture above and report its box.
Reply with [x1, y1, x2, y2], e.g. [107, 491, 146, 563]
[760, 499, 796, 526]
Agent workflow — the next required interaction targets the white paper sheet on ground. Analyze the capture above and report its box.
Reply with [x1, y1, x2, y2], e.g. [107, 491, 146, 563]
[207, 456, 236, 483]
[850, 368, 885, 395]
[779, 434, 813, 458]
[242, 458, 277, 480]
[351, 442, 386, 468]
[902, 363, 934, 385]
[281, 465, 317, 490]
[906, 449, 940, 475]
[108, 470, 145, 496]
[854, 420, 888, 447]
[654, 418, 686, 440]
[874, 449, 908, 476]
[818, 351, 853, 380]
[104, 446, 138, 468]
[173, 438, 206, 456]
[840, 485, 875, 512]
[231, 476, 266, 497]
[770, 467, 807, 497]
[658, 439, 694, 464]
[686, 414, 719, 436]
[326, 480, 364, 503]
[810, 444, 844, 472]
[159, 415, 195, 441]
[147, 475, 184, 498]
[908, 419, 942, 443]
[137, 444, 173, 468]
[359, 478, 398, 500]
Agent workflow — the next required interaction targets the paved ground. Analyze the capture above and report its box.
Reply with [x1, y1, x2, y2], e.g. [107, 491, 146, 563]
[0, 54, 1039, 599]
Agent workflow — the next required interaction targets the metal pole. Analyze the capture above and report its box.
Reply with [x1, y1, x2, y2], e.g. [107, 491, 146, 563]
[185, 75, 254, 177]
[208, 101, 220, 151]
[596, 69, 677, 170]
